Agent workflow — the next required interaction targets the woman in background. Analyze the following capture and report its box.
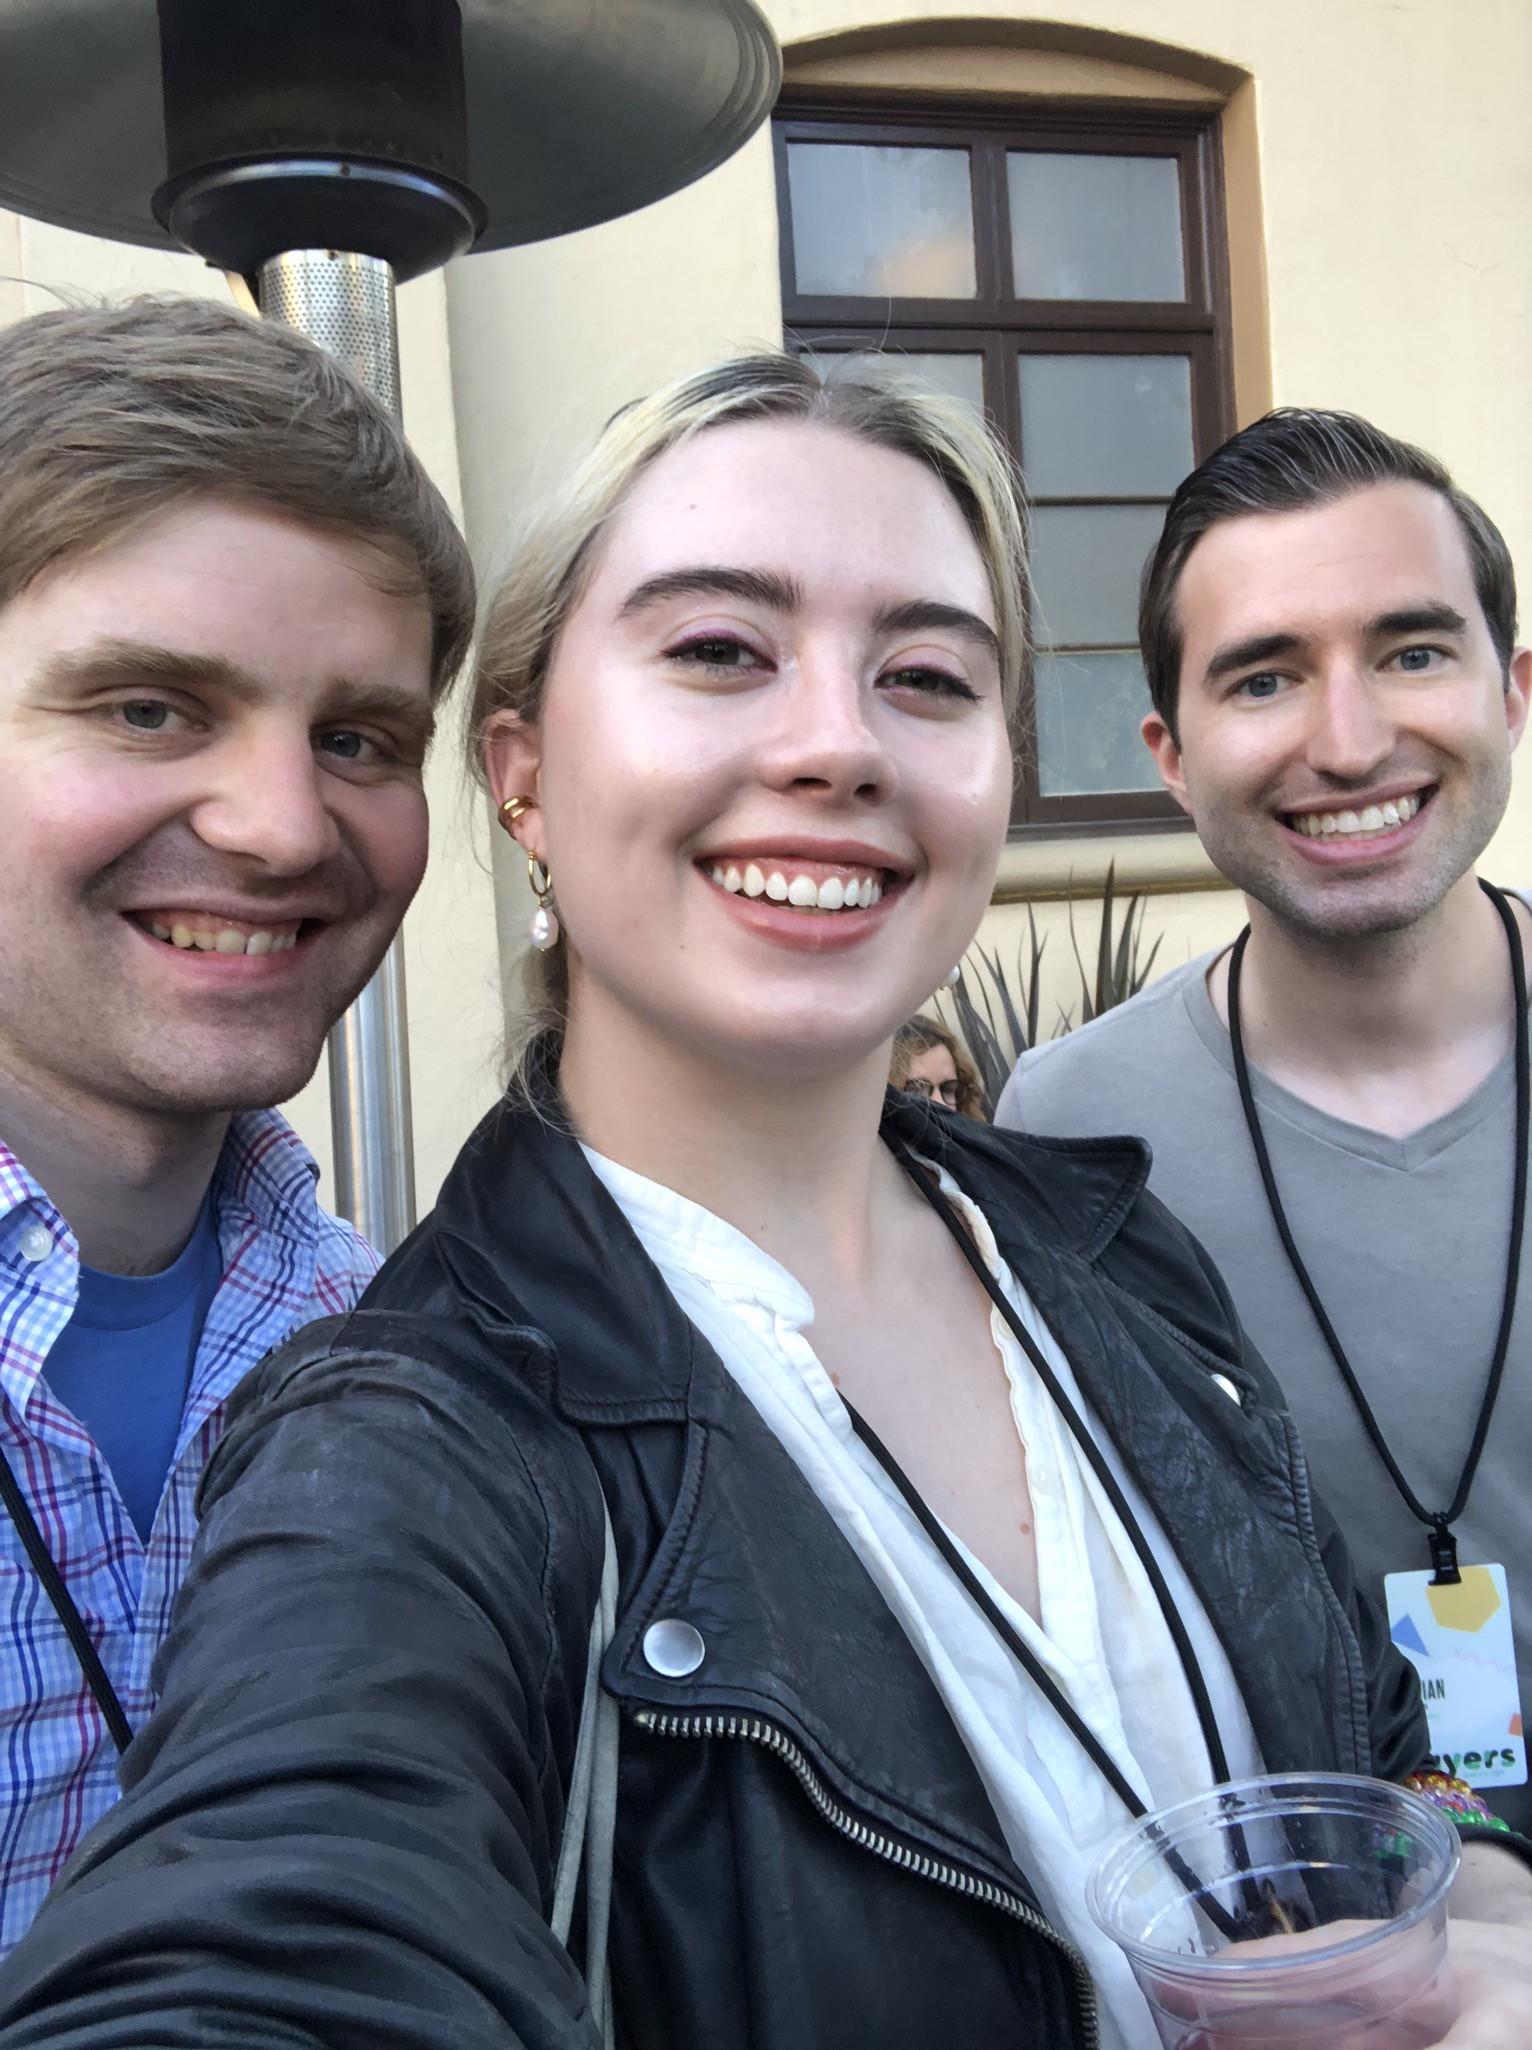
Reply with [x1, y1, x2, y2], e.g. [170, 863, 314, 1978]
[891, 1011, 986, 1118]
[2, 355, 1517, 2050]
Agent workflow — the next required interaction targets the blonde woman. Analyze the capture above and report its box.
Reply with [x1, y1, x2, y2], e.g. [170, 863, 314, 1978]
[4, 357, 1522, 2050]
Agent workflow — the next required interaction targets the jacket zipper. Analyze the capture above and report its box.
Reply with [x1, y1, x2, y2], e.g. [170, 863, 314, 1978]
[633, 1706, 1100, 2049]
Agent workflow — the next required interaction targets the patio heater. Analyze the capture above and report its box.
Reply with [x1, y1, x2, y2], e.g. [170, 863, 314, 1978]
[0, 0, 780, 1251]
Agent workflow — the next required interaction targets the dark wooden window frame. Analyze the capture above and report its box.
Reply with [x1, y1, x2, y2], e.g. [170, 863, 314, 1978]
[774, 96, 1236, 838]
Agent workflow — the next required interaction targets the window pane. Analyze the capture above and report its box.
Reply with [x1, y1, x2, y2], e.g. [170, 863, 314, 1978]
[1030, 504, 1166, 647]
[1034, 650, 1160, 796]
[1008, 152, 1184, 301]
[1018, 354, 1193, 497]
[801, 348, 985, 415]
[787, 143, 977, 298]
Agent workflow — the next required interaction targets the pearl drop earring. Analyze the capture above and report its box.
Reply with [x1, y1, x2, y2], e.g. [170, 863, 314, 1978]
[527, 855, 560, 952]
[944, 965, 962, 988]
[495, 797, 561, 953]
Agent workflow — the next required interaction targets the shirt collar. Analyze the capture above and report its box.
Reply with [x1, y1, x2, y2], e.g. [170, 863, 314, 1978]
[0, 1141, 49, 1227]
[0, 1106, 322, 1261]
[580, 1144, 815, 1329]
[209, 1108, 324, 1246]
[581, 1146, 1001, 1305]
[0, 1141, 73, 1277]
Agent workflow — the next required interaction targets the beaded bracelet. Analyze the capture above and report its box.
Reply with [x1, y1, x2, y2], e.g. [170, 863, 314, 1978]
[1403, 1768, 1512, 1834]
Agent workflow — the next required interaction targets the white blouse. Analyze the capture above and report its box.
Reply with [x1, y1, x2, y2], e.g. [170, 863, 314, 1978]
[583, 1145, 1262, 2050]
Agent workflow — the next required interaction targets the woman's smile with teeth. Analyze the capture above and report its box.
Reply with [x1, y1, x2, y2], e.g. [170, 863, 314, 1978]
[1286, 791, 1424, 840]
[136, 913, 302, 955]
[706, 862, 885, 912]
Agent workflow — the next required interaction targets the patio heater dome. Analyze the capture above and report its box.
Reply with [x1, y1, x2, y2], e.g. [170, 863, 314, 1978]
[0, 0, 780, 279]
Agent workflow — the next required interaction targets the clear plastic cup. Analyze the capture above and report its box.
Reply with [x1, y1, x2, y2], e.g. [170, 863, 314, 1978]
[1086, 1774, 1460, 2049]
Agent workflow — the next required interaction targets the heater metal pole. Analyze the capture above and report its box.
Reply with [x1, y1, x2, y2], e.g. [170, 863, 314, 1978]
[258, 248, 415, 1252]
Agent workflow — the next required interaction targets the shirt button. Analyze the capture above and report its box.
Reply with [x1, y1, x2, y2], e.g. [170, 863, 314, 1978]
[643, 1619, 706, 1678]
[17, 1224, 52, 1263]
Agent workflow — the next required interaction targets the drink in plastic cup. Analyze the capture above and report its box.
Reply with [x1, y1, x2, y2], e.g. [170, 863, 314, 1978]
[1086, 1773, 1460, 2049]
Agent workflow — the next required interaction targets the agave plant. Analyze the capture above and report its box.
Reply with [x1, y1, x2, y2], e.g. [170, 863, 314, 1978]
[942, 865, 1162, 1113]
[1066, 862, 1163, 1025]
[944, 907, 1057, 1115]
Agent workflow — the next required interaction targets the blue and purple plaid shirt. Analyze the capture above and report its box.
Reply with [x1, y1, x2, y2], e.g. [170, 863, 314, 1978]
[0, 1111, 377, 1954]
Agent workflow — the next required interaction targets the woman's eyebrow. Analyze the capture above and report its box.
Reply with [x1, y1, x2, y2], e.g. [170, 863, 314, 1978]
[618, 573, 1001, 661]
[875, 599, 1001, 662]
[618, 566, 804, 617]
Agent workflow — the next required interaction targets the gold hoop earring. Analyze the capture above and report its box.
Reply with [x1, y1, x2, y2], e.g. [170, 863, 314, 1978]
[527, 853, 559, 952]
[497, 794, 532, 835]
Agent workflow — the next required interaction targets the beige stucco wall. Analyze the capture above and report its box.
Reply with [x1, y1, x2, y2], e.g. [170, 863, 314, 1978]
[2, 0, 1528, 1204]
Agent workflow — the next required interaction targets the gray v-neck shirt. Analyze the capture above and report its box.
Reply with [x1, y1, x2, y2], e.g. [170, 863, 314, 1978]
[998, 924, 1532, 1832]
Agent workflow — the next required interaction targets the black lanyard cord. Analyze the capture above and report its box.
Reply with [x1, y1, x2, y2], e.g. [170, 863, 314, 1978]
[0, 1234, 214, 1760]
[843, 1398, 1240, 1943]
[892, 1142, 1235, 1791]
[1227, 879, 1528, 1577]
[846, 1396, 1153, 1823]
[0, 1440, 132, 1753]
[858, 1147, 1251, 1939]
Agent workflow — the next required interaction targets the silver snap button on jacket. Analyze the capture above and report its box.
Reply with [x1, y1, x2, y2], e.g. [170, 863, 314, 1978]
[643, 1619, 706, 1677]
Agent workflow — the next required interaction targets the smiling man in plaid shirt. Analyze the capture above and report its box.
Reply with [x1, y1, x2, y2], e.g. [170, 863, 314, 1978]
[0, 296, 474, 1952]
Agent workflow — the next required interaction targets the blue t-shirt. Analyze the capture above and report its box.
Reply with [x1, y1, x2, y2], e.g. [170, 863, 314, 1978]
[43, 1201, 224, 1543]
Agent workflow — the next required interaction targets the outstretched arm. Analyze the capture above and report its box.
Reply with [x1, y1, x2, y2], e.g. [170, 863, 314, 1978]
[0, 1311, 606, 2050]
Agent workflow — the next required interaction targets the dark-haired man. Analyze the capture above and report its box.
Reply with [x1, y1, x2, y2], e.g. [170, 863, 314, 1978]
[1000, 410, 1532, 1832]
[0, 294, 474, 1951]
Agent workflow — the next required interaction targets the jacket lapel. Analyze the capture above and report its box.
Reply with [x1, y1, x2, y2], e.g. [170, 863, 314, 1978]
[974, 1193, 1366, 1780]
[595, 1349, 1032, 1897]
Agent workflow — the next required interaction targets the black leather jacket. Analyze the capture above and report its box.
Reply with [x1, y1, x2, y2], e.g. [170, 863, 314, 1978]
[0, 1086, 1427, 2050]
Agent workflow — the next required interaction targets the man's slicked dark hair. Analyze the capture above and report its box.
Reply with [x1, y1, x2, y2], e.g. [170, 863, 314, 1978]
[1139, 408, 1518, 738]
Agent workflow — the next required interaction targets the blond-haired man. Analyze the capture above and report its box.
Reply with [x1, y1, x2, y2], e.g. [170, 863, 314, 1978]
[0, 296, 474, 1952]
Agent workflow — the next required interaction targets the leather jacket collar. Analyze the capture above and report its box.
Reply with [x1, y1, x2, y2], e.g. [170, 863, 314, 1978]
[429, 1044, 1154, 1425]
